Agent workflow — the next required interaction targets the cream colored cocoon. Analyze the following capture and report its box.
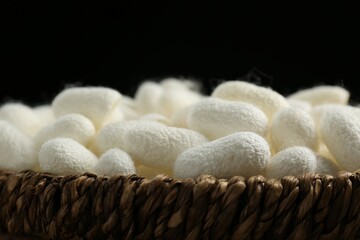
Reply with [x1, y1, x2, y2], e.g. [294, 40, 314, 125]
[94, 148, 136, 176]
[171, 106, 192, 128]
[122, 95, 139, 109]
[35, 113, 96, 148]
[320, 108, 360, 172]
[101, 108, 124, 127]
[312, 105, 346, 138]
[156, 88, 202, 117]
[160, 78, 200, 91]
[187, 98, 268, 140]
[39, 138, 97, 175]
[312, 105, 360, 130]
[157, 78, 202, 118]
[33, 105, 56, 127]
[95, 121, 164, 155]
[52, 87, 122, 128]
[139, 113, 172, 125]
[135, 79, 202, 117]
[0, 121, 38, 171]
[120, 105, 141, 120]
[0, 103, 41, 137]
[287, 85, 349, 106]
[119, 96, 141, 120]
[211, 81, 289, 119]
[134, 81, 164, 114]
[312, 104, 340, 130]
[287, 99, 312, 112]
[266, 147, 317, 179]
[124, 123, 208, 170]
[174, 132, 271, 179]
[270, 108, 318, 152]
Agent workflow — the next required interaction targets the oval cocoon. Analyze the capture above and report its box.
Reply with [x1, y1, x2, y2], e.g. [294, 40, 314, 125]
[270, 108, 318, 152]
[52, 87, 122, 128]
[95, 121, 164, 155]
[160, 78, 200, 91]
[39, 138, 98, 175]
[312, 105, 360, 132]
[134, 81, 163, 114]
[33, 105, 56, 128]
[0, 121, 38, 171]
[101, 108, 124, 126]
[171, 106, 192, 128]
[35, 113, 96, 148]
[156, 88, 201, 117]
[124, 123, 208, 170]
[287, 99, 312, 112]
[0, 103, 41, 137]
[94, 148, 136, 176]
[287, 85, 349, 106]
[119, 96, 141, 120]
[187, 98, 268, 140]
[139, 113, 172, 125]
[320, 109, 360, 172]
[211, 81, 289, 119]
[266, 147, 317, 179]
[174, 132, 271, 179]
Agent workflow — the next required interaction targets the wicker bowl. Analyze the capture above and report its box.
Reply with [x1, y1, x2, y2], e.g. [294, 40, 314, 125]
[0, 170, 360, 239]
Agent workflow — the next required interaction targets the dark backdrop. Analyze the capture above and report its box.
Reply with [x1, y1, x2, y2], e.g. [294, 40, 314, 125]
[3, 2, 360, 105]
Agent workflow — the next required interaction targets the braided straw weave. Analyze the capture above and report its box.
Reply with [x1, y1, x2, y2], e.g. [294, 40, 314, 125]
[0, 170, 360, 239]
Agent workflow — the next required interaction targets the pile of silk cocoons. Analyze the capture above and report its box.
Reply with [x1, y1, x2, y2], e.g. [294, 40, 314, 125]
[0, 78, 359, 179]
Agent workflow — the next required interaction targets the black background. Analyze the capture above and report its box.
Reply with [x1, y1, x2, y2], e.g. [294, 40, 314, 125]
[3, 2, 360, 105]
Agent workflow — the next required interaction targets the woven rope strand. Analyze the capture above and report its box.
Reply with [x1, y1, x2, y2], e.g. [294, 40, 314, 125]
[0, 170, 360, 240]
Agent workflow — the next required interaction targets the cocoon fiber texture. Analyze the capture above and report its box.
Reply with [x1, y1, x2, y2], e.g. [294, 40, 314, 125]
[0, 120, 38, 171]
[174, 132, 271, 179]
[211, 81, 289, 120]
[94, 148, 136, 176]
[52, 87, 122, 128]
[94, 121, 164, 155]
[312, 105, 360, 131]
[270, 107, 318, 152]
[39, 138, 98, 175]
[320, 108, 360, 172]
[312, 105, 344, 138]
[35, 113, 96, 148]
[124, 122, 208, 170]
[287, 85, 349, 106]
[266, 146, 317, 179]
[0, 103, 41, 137]
[187, 98, 268, 140]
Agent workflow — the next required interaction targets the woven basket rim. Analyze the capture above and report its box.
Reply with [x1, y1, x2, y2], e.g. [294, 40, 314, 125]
[1, 170, 360, 239]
